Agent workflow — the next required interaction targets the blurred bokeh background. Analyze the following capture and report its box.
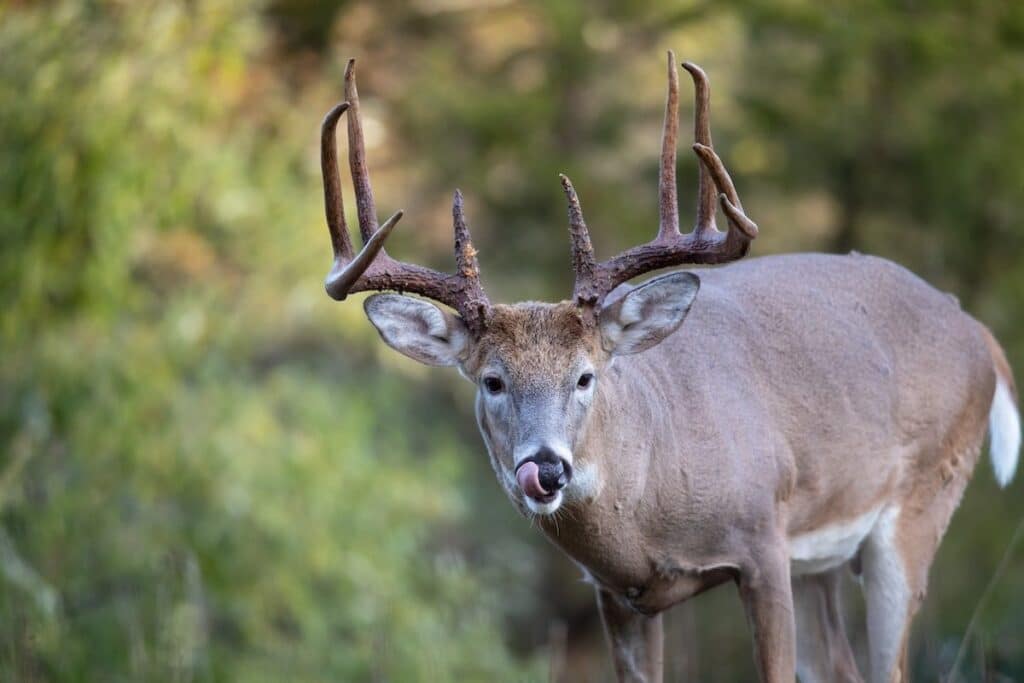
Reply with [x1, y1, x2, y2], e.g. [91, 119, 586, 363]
[2, 1, 1023, 680]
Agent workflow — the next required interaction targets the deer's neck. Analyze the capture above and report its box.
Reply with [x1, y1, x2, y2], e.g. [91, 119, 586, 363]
[538, 360, 691, 576]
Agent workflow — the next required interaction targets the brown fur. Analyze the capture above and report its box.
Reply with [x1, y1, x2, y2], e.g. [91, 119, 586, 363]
[464, 303, 600, 381]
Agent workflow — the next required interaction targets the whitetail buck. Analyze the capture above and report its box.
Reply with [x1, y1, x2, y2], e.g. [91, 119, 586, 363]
[317, 55, 1020, 682]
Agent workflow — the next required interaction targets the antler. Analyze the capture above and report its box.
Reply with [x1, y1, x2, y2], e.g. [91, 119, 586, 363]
[321, 59, 490, 331]
[565, 52, 758, 307]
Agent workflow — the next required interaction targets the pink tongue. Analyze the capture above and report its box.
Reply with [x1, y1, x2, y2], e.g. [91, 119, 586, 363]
[516, 461, 549, 499]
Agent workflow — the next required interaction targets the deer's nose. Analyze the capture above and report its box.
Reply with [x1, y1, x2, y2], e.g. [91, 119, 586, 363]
[532, 446, 573, 492]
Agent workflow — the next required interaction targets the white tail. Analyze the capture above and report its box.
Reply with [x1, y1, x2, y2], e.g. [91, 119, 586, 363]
[989, 379, 1020, 487]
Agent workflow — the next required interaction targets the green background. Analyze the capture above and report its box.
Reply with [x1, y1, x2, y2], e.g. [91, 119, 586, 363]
[2, 1, 1022, 680]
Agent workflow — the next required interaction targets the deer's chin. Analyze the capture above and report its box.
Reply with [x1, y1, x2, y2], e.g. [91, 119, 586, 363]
[524, 490, 563, 516]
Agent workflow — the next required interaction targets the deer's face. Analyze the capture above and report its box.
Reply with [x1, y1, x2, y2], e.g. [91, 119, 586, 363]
[462, 302, 605, 515]
[363, 272, 699, 516]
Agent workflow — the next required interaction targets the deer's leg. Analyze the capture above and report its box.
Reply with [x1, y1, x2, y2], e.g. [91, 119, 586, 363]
[738, 548, 796, 683]
[596, 588, 663, 683]
[792, 569, 864, 683]
[860, 507, 914, 683]
[861, 439, 982, 683]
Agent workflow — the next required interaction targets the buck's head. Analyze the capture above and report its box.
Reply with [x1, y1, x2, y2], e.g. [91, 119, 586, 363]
[320, 55, 756, 516]
[363, 272, 699, 514]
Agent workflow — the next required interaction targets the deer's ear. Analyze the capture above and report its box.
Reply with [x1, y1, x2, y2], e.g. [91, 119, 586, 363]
[598, 272, 700, 356]
[364, 294, 469, 366]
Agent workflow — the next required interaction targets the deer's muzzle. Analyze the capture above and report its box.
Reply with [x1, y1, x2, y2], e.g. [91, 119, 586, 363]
[515, 448, 573, 502]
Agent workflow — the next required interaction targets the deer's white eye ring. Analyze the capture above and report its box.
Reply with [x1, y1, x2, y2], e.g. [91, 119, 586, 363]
[483, 376, 504, 394]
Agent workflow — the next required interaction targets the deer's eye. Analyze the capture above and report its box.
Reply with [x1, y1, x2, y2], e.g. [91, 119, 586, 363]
[577, 372, 595, 389]
[483, 376, 504, 394]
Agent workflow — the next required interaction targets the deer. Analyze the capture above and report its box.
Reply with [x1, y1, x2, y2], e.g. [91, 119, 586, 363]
[315, 54, 1021, 683]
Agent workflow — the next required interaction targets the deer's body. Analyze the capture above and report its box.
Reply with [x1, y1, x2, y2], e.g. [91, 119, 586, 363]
[539, 250, 994, 602]
[470, 252, 1011, 682]
[317, 55, 1020, 682]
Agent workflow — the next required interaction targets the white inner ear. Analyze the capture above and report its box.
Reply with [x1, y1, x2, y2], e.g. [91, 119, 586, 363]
[364, 294, 468, 367]
[599, 272, 699, 356]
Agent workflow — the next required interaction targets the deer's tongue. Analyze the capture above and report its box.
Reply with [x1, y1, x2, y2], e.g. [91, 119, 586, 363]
[516, 461, 548, 499]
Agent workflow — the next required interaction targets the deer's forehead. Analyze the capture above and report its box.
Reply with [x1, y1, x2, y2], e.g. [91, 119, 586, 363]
[468, 303, 599, 380]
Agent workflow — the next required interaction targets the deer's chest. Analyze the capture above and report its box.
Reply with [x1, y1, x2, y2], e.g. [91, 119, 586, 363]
[546, 498, 743, 613]
[579, 558, 735, 615]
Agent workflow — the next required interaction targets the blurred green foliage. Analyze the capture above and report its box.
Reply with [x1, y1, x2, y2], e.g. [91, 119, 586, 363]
[1, 0, 1022, 681]
[0, 2, 539, 680]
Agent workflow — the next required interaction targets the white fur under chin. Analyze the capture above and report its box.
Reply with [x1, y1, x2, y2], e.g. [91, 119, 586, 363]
[511, 460, 600, 516]
[525, 491, 562, 515]
[989, 379, 1021, 488]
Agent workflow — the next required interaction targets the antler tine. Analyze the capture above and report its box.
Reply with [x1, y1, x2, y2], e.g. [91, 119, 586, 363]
[560, 174, 597, 302]
[321, 101, 354, 263]
[451, 190, 491, 324]
[658, 51, 681, 240]
[570, 56, 758, 309]
[682, 62, 717, 236]
[693, 143, 759, 239]
[324, 210, 403, 300]
[344, 59, 378, 244]
[452, 190, 481, 281]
